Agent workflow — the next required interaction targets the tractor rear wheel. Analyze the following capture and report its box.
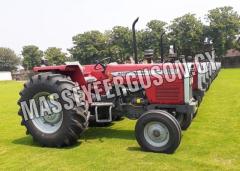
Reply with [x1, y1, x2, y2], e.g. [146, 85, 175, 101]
[18, 73, 89, 147]
[135, 110, 181, 153]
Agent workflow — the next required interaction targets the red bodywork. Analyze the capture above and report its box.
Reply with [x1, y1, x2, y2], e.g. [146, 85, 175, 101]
[34, 63, 186, 105]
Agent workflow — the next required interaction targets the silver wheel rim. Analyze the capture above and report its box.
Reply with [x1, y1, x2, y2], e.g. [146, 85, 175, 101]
[143, 121, 170, 147]
[32, 92, 63, 134]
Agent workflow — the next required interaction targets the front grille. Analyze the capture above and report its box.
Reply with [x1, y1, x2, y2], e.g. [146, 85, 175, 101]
[156, 86, 181, 101]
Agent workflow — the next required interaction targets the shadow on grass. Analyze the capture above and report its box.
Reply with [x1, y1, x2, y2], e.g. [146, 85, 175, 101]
[12, 127, 135, 149]
[84, 127, 142, 152]
[83, 127, 135, 140]
[12, 136, 38, 147]
[127, 146, 142, 152]
[12, 136, 81, 149]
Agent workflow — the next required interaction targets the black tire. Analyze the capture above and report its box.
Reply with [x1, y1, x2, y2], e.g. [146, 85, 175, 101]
[159, 110, 182, 136]
[192, 96, 201, 118]
[193, 108, 198, 118]
[193, 93, 202, 107]
[176, 112, 192, 130]
[206, 77, 212, 91]
[18, 72, 89, 147]
[113, 115, 123, 121]
[135, 110, 181, 154]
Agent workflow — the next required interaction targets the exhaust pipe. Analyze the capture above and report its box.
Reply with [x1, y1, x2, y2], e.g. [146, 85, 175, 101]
[132, 17, 139, 64]
[160, 32, 165, 63]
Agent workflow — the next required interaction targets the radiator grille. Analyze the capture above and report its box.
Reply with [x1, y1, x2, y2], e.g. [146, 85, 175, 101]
[156, 86, 181, 100]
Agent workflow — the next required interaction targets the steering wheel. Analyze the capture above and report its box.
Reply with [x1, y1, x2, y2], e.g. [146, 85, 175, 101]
[94, 57, 112, 72]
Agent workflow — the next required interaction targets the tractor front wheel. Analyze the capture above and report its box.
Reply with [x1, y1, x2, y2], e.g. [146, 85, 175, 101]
[135, 110, 181, 153]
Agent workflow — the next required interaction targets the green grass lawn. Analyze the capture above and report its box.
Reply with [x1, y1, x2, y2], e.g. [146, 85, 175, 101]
[0, 69, 240, 171]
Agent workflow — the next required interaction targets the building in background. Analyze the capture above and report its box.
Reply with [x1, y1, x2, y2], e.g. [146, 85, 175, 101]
[0, 71, 12, 81]
[222, 49, 240, 68]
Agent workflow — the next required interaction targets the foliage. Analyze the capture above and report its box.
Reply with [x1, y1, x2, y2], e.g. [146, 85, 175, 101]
[138, 20, 168, 59]
[68, 7, 240, 62]
[16, 6, 240, 65]
[206, 6, 240, 56]
[44, 47, 67, 65]
[107, 26, 132, 62]
[22, 45, 43, 70]
[0, 47, 20, 71]
[169, 13, 204, 56]
[69, 31, 108, 64]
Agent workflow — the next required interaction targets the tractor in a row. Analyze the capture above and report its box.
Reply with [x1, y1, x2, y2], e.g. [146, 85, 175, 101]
[18, 18, 221, 154]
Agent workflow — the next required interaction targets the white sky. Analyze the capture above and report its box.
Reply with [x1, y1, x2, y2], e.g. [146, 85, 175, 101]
[0, 0, 239, 55]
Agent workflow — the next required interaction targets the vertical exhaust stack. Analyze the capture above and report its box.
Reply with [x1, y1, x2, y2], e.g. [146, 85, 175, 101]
[132, 17, 139, 64]
[160, 32, 165, 63]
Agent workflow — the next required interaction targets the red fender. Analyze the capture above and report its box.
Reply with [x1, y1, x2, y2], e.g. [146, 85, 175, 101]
[33, 65, 87, 85]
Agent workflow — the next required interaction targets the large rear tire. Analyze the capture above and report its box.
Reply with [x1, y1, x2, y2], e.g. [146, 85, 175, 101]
[135, 110, 181, 153]
[18, 73, 89, 147]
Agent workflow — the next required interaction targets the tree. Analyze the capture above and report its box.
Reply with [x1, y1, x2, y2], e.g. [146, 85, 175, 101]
[45, 47, 67, 65]
[236, 36, 240, 51]
[108, 26, 132, 61]
[206, 6, 240, 56]
[69, 31, 108, 64]
[22, 45, 43, 70]
[169, 13, 204, 56]
[138, 20, 168, 58]
[0, 47, 20, 71]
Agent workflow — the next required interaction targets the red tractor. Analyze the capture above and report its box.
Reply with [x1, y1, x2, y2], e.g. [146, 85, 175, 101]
[18, 18, 198, 153]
